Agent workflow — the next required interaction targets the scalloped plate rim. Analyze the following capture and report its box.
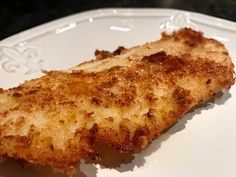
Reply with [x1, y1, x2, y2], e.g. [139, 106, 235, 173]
[1, 8, 236, 45]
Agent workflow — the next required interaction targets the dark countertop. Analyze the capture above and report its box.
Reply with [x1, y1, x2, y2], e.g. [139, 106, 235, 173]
[1, 0, 236, 40]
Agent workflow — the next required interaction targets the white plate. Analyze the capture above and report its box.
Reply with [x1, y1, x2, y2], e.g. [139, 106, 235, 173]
[0, 8, 236, 177]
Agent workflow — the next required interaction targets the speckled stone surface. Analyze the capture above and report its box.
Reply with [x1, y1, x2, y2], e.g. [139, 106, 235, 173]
[1, 0, 236, 40]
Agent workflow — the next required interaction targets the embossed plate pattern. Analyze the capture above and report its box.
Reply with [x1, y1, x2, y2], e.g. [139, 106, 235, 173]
[0, 8, 236, 177]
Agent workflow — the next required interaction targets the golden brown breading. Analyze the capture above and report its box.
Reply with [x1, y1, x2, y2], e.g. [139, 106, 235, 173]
[0, 28, 235, 175]
[95, 46, 127, 60]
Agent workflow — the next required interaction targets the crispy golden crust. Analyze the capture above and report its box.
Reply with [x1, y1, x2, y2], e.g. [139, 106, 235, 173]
[0, 28, 235, 175]
[95, 46, 127, 60]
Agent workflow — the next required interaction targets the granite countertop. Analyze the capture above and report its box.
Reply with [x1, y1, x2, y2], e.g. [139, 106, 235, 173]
[1, 0, 236, 40]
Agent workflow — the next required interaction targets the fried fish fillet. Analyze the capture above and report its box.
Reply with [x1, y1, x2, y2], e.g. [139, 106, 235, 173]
[0, 28, 235, 175]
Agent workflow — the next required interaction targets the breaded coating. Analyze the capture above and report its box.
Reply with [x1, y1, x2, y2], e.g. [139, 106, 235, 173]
[0, 28, 235, 175]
